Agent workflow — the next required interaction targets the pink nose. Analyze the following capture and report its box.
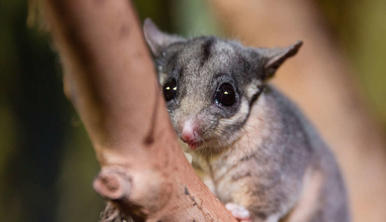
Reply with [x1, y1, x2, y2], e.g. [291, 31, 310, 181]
[181, 130, 196, 143]
[180, 119, 200, 143]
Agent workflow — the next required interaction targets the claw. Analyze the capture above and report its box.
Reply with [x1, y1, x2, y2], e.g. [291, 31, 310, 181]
[225, 203, 251, 222]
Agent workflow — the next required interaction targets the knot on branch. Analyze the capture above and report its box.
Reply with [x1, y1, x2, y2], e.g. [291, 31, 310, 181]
[94, 166, 132, 200]
[100, 202, 133, 222]
[94, 166, 148, 221]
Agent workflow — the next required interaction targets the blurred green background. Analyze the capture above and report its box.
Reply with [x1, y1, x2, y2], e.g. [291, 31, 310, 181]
[0, 0, 385, 221]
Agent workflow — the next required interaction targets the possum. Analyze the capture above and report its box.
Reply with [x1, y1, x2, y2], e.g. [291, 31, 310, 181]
[143, 18, 350, 222]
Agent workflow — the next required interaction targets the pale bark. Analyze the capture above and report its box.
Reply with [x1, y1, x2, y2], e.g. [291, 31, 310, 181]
[42, 0, 236, 221]
[208, 1, 386, 222]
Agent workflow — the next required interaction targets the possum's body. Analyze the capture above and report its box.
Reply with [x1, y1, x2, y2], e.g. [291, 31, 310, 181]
[143, 18, 350, 222]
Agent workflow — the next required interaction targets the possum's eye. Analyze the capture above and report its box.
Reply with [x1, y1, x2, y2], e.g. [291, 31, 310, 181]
[215, 83, 236, 107]
[163, 78, 177, 102]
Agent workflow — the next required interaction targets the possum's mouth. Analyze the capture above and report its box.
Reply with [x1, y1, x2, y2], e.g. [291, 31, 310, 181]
[185, 140, 203, 150]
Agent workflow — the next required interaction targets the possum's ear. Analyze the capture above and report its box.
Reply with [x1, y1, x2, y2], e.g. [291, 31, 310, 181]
[143, 18, 185, 56]
[259, 41, 303, 80]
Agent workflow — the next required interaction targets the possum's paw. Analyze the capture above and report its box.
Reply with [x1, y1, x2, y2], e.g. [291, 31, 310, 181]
[225, 203, 251, 222]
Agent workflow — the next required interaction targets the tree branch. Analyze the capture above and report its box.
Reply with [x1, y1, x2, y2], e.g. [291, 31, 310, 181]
[42, 0, 236, 221]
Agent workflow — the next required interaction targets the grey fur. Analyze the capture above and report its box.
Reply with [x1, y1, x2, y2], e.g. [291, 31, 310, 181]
[143, 18, 350, 222]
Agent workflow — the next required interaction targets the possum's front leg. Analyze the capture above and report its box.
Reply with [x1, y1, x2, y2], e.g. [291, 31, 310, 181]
[225, 200, 282, 222]
[225, 200, 281, 222]
[225, 203, 252, 222]
[212, 159, 302, 222]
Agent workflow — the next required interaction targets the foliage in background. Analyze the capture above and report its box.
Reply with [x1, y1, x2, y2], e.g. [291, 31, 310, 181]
[317, 0, 386, 125]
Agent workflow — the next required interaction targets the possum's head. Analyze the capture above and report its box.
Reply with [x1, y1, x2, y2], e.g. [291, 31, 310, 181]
[143, 19, 302, 154]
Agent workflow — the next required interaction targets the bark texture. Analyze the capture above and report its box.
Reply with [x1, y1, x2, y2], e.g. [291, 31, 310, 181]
[42, 0, 236, 221]
[208, 1, 386, 222]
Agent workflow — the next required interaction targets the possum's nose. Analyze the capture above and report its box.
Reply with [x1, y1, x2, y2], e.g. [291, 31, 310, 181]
[180, 119, 202, 149]
[181, 119, 199, 142]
